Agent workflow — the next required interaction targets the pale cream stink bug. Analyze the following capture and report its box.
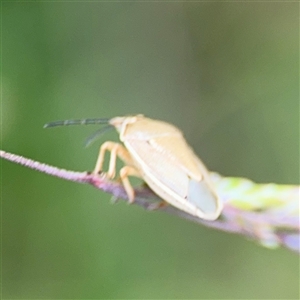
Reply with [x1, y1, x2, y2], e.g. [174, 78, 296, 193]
[44, 115, 223, 220]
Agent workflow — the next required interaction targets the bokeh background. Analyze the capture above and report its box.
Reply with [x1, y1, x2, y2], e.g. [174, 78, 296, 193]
[1, 2, 299, 299]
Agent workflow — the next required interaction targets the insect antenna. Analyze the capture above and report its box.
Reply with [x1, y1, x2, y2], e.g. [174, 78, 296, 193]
[84, 125, 114, 147]
[43, 118, 110, 128]
[44, 118, 114, 147]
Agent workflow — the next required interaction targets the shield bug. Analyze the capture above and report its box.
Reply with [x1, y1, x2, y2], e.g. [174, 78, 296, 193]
[44, 115, 223, 220]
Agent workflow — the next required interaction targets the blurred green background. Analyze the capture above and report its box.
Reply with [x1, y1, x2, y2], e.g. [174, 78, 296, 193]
[1, 2, 299, 299]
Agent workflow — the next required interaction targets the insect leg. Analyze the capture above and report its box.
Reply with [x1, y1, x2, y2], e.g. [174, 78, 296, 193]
[93, 142, 134, 178]
[119, 166, 142, 203]
[146, 201, 169, 211]
[93, 141, 115, 176]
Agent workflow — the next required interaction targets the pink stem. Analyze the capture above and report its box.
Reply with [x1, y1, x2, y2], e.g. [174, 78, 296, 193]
[1, 149, 299, 253]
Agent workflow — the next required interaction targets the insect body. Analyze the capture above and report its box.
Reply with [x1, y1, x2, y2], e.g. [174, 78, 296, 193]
[45, 115, 223, 220]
